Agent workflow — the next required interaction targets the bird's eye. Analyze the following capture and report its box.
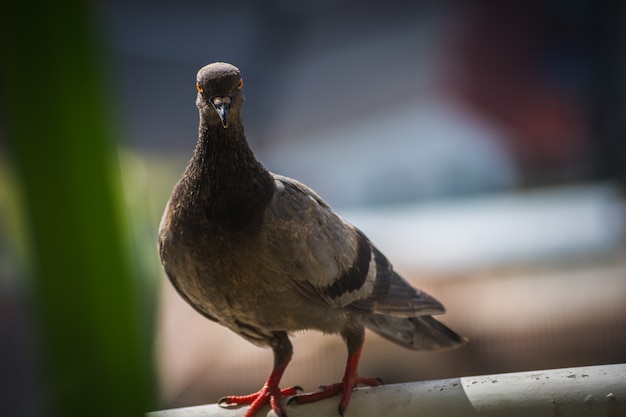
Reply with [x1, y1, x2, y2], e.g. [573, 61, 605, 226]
[237, 78, 243, 90]
[196, 83, 204, 93]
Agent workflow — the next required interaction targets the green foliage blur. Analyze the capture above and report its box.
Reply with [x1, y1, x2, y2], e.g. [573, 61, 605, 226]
[0, 1, 156, 416]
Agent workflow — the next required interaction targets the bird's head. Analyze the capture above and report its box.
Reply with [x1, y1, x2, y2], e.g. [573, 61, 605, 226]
[195, 62, 244, 129]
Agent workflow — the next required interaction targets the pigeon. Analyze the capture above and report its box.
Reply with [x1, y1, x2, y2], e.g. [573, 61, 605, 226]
[158, 62, 466, 417]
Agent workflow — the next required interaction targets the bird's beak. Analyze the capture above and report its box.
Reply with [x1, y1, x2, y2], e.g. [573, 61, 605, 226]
[211, 97, 231, 128]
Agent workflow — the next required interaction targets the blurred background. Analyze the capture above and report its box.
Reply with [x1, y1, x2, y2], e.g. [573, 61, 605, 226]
[2, 0, 626, 415]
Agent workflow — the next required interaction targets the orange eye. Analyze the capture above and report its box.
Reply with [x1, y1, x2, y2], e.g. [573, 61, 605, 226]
[196, 82, 203, 93]
[237, 78, 243, 90]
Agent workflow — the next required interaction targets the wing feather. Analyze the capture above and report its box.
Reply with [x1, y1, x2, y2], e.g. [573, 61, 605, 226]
[265, 175, 444, 317]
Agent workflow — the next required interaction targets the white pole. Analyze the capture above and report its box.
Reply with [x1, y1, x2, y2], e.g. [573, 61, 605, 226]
[147, 363, 626, 417]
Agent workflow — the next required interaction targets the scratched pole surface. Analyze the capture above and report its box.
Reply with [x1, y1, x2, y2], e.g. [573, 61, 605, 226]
[147, 363, 625, 417]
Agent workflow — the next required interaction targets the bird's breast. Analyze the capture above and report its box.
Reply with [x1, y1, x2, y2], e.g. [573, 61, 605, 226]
[161, 228, 348, 337]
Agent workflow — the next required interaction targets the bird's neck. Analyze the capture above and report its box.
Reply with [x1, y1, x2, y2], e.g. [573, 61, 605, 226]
[175, 117, 274, 231]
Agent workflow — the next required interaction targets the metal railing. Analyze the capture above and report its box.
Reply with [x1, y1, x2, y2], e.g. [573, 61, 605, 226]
[148, 363, 625, 417]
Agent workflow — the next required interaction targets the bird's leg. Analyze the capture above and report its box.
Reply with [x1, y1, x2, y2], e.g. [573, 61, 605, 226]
[289, 326, 381, 416]
[219, 333, 300, 417]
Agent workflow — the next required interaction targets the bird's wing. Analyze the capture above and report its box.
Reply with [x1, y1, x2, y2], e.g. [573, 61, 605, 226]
[265, 175, 445, 317]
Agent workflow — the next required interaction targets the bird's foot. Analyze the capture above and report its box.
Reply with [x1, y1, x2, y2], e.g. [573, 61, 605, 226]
[219, 385, 302, 417]
[288, 376, 382, 416]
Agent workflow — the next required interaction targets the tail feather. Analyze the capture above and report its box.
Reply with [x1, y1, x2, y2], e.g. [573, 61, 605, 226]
[362, 314, 468, 351]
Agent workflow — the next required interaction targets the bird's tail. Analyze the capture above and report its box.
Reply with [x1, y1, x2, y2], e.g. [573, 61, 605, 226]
[361, 314, 468, 351]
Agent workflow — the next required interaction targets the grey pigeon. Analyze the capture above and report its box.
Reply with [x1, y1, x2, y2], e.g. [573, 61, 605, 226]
[158, 62, 467, 417]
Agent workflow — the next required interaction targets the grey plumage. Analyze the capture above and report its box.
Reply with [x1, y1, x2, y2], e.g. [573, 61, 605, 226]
[158, 62, 466, 417]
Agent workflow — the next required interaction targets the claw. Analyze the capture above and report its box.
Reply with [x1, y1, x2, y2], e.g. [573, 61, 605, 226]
[218, 396, 239, 409]
[218, 386, 301, 417]
[285, 386, 303, 403]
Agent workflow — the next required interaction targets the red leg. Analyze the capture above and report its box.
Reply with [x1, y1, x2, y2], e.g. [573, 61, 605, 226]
[290, 342, 381, 416]
[219, 356, 300, 417]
